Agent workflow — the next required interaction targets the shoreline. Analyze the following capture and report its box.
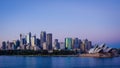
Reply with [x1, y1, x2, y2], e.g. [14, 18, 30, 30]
[79, 53, 120, 58]
[0, 55, 78, 57]
[0, 54, 120, 58]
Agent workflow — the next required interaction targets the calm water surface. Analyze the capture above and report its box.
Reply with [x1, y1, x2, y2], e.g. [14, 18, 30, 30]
[0, 56, 120, 68]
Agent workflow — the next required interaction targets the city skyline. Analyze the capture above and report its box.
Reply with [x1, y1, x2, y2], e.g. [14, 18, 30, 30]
[0, 0, 120, 48]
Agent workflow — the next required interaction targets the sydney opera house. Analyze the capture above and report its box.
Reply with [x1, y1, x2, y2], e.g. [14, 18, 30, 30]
[79, 44, 116, 57]
[88, 44, 112, 54]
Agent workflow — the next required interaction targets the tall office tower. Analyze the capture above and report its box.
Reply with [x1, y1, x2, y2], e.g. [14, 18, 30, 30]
[20, 34, 24, 46]
[31, 36, 35, 47]
[80, 41, 86, 53]
[20, 34, 22, 42]
[74, 38, 79, 49]
[72, 39, 75, 49]
[87, 41, 92, 50]
[15, 40, 20, 49]
[84, 39, 90, 51]
[46, 33, 52, 50]
[2, 41, 6, 50]
[33, 35, 37, 45]
[54, 39, 60, 50]
[10, 42, 15, 50]
[40, 31, 46, 48]
[79, 39, 82, 49]
[31, 35, 38, 50]
[59, 42, 65, 50]
[22, 38, 27, 45]
[36, 38, 41, 48]
[6, 41, 10, 50]
[26, 32, 32, 46]
[43, 42, 47, 50]
[65, 38, 72, 50]
[81, 39, 90, 53]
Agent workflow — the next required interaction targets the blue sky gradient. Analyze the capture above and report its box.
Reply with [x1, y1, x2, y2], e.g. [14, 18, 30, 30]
[0, 0, 120, 47]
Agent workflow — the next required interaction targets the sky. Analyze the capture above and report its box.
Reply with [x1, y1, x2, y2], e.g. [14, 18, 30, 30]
[0, 0, 120, 48]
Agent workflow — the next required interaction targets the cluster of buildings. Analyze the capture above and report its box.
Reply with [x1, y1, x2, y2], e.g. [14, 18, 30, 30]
[1, 31, 92, 53]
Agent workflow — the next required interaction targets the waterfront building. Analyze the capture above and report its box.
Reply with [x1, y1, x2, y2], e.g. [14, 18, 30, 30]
[20, 34, 22, 46]
[54, 39, 60, 50]
[43, 42, 47, 50]
[87, 41, 92, 50]
[36, 38, 41, 48]
[15, 40, 20, 49]
[59, 42, 65, 50]
[26, 32, 32, 46]
[89, 44, 112, 53]
[2, 41, 6, 50]
[31, 36, 36, 47]
[9, 42, 15, 50]
[72, 38, 75, 49]
[65, 38, 72, 50]
[40, 31, 46, 48]
[46, 33, 52, 50]
[80, 39, 92, 53]
[30, 35, 38, 50]
[74, 38, 79, 49]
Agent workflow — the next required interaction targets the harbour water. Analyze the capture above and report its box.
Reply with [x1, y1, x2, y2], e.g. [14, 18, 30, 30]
[0, 56, 120, 68]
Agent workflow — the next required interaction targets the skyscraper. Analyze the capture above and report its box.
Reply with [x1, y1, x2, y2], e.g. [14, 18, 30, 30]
[15, 40, 20, 49]
[65, 38, 72, 50]
[36, 38, 41, 48]
[40, 31, 46, 48]
[59, 42, 65, 50]
[20, 34, 22, 41]
[80, 39, 92, 53]
[46, 33, 52, 50]
[54, 39, 60, 50]
[74, 38, 79, 49]
[26, 32, 31, 46]
[31, 36, 35, 47]
[2, 41, 6, 50]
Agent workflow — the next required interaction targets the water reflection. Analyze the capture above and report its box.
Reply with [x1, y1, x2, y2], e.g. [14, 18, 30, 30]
[0, 56, 120, 68]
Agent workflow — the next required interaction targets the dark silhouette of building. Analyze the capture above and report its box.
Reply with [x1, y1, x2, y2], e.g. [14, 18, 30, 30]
[2, 41, 6, 50]
[54, 39, 60, 50]
[36, 38, 41, 49]
[74, 38, 79, 49]
[40, 31, 46, 48]
[47, 33, 52, 50]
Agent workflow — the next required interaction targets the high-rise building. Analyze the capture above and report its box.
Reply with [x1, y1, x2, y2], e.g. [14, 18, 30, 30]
[36, 38, 41, 48]
[20, 34, 27, 46]
[2, 41, 6, 50]
[59, 42, 65, 50]
[31, 36, 36, 47]
[65, 38, 72, 50]
[22, 38, 27, 45]
[80, 39, 92, 53]
[72, 38, 75, 49]
[43, 42, 47, 50]
[46, 33, 52, 50]
[30, 36, 37, 50]
[15, 40, 20, 49]
[20, 34, 22, 45]
[79, 39, 82, 49]
[74, 38, 79, 49]
[40, 31, 46, 48]
[54, 39, 60, 50]
[26, 32, 31, 45]
[10, 42, 15, 50]
[88, 41, 92, 50]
